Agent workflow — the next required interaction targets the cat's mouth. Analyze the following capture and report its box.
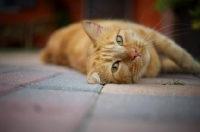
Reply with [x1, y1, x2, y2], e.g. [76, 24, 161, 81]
[131, 56, 142, 63]
[132, 56, 140, 60]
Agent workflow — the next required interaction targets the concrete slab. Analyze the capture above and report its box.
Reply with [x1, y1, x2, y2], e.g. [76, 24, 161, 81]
[0, 52, 41, 66]
[102, 74, 200, 96]
[84, 119, 199, 132]
[0, 88, 98, 132]
[23, 64, 72, 73]
[0, 70, 58, 85]
[82, 93, 200, 132]
[27, 71, 102, 92]
[0, 83, 18, 95]
[0, 65, 23, 74]
[1, 52, 200, 132]
[0, 69, 58, 95]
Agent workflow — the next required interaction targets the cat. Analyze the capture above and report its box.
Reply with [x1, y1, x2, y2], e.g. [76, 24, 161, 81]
[40, 20, 200, 84]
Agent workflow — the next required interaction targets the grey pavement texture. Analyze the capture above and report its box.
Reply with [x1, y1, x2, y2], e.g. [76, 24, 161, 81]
[0, 52, 200, 132]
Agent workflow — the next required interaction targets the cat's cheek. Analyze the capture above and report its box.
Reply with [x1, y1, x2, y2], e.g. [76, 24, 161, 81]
[139, 51, 150, 78]
[142, 50, 150, 65]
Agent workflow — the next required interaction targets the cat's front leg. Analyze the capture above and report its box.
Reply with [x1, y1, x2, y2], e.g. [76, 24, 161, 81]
[154, 35, 200, 73]
[160, 58, 182, 73]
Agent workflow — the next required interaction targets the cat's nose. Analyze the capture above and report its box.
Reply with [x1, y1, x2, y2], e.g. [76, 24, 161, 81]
[130, 49, 139, 59]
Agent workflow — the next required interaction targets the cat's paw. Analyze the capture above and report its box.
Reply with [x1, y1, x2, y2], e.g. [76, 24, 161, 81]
[191, 61, 200, 73]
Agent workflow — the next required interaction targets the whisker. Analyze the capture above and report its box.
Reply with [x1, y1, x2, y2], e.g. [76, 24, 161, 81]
[162, 27, 191, 37]
[139, 7, 148, 24]
[144, 27, 191, 45]
[157, 23, 190, 33]
[151, 11, 170, 31]
[124, 17, 133, 27]
[143, 24, 190, 43]
[143, 12, 170, 41]
[141, 24, 191, 44]
[144, 29, 191, 46]
[106, 11, 118, 20]
[167, 30, 192, 38]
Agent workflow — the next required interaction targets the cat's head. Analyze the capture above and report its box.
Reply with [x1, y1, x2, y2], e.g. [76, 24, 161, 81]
[82, 20, 150, 84]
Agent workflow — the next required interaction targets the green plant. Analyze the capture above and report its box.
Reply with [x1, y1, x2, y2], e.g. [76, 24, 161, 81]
[155, 0, 200, 29]
[157, 79, 185, 85]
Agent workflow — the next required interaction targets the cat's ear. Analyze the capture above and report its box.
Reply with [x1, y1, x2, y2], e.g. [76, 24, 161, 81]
[87, 71, 101, 84]
[82, 20, 108, 41]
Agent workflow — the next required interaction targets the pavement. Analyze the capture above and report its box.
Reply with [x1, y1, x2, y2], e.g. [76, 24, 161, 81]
[0, 51, 200, 132]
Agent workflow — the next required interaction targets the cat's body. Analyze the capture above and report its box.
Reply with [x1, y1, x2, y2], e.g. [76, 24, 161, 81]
[40, 20, 200, 84]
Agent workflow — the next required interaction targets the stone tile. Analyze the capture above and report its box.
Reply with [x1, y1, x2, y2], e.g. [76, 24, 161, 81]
[82, 94, 200, 132]
[102, 84, 200, 96]
[0, 70, 58, 85]
[0, 70, 58, 95]
[0, 64, 23, 73]
[85, 119, 199, 132]
[90, 94, 200, 123]
[0, 83, 19, 95]
[23, 64, 71, 73]
[142, 74, 200, 85]
[102, 74, 200, 96]
[158, 73, 199, 79]
[0, 88, 98, 132]
[27, 70, 102, 92]
[0, 52, 102, 93]
[0, 53, 41, 66]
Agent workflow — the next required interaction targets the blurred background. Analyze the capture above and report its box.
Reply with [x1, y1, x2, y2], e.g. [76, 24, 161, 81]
[0, 0, 200, 58]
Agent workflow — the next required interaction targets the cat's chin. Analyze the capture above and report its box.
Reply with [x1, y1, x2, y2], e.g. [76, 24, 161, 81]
[132, 56, 140, 61]
[131, 56, 143, 65]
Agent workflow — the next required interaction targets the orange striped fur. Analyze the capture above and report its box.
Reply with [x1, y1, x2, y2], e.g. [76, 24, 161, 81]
[40, 20, 200, 84]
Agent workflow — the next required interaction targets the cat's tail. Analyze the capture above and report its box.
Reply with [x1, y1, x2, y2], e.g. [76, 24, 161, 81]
[40, 47, 69, 66]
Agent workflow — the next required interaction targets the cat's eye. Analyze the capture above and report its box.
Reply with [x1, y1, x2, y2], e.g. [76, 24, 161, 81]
[112, 61, 120, 73]
[116, 36, 123, 46]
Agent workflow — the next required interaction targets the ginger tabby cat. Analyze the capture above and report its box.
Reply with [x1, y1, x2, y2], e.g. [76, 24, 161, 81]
[40, 20, 200, 84]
